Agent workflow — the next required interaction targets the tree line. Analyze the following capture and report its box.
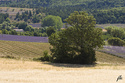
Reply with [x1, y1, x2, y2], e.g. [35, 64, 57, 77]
[15, 8, 45, 23]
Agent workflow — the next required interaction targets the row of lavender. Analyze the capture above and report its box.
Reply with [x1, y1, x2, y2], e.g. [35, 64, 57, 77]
[0, 34, 48, 43]
[98, 46, 125, 58]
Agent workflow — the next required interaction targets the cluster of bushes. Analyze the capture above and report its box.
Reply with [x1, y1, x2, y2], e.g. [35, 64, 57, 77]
[0, 21, 48, 37]
[0, 13, 9, 24]
[108, 37, 125, 46]
[103, 26, 125, 46]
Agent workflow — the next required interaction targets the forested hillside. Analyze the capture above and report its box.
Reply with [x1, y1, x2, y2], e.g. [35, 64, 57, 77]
[0, 0, 125, 9]
[0, 0, 125, 23]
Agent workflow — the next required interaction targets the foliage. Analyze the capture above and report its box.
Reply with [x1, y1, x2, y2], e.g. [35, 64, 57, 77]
[1, 0, 125, 24]
[0, 21, 47, 37]
[18, 22, 28, 30]
[40, 50, 51, 61]
[46, 26, 56, 37]
[41, 15, 63, 30]
[1, 0, 125, 9]
[102, 33, 113, 40]
[49, 11, 104, 64]
[105, 26, 125, 40]
[108, 37, 125, 46]
[15, 10, 45, 23]
[0, 13, 9, 24]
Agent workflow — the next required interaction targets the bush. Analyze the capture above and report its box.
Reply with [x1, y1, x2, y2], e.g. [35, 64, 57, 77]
[108, 37, 125, 46]
[41, 50, 51, 61]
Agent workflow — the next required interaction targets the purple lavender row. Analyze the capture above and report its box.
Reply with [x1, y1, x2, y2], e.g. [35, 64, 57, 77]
[99, 46, 125, 58]
[0, 34, 48, 43]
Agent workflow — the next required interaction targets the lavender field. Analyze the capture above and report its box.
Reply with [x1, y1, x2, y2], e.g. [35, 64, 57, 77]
[0, 34, 48, 43]
[99, 46, 125, 58]
[0, 34, 125, 59]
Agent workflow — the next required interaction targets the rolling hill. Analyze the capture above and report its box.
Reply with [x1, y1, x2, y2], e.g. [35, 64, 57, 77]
[0, 40, 125, 65]
[0, 0, 125, 9]
[0, 0, 125, 24]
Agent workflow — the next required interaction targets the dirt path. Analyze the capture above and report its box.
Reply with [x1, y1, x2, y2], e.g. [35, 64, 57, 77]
[0, 58, 125, 83]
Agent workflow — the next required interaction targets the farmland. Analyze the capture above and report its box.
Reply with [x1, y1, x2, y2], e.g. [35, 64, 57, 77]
[0, 0, 125, 82]
[99, 46, 125, 59]
[0, 40, 124, 65]
[0, 34, 125, 59]
[0, 40, 50, 60]
[0, 34, 48, 42]
[0, 40, 125, 83]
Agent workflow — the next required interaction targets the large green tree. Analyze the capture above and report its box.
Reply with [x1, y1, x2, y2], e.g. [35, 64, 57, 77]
[49, 11, 104, 64]
[41, 15, 63, 30]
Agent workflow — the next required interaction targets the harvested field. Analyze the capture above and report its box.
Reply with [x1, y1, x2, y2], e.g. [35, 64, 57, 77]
[0, 58, 125, 83]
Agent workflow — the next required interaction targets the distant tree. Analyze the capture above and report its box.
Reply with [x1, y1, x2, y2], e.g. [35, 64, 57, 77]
[105, 26, 125, 39]
[32, 15, 40, 23]
[46, 26, 56, 37]
[33, 32, 40, 36]
[10, 30, 17, 35]
[2, 29, 8, 34]
[49, 11, 104, 64]
[5, 17, 11, 23]
[25, 25, 34, 31]
[41, 15, 63, 30]
[29, 10, 32, 17]
[18, 22, 27, 30]
[108, 37, 125, 46]
[15, 12, 20, 19]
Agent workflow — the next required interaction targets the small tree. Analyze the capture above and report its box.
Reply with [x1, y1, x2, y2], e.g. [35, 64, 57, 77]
[49, 11, 104, 64]
[18, 22, 27, 30]
[41, 15, 63, 30]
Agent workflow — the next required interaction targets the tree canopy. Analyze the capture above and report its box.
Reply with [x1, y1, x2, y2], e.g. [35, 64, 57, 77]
[41, 15, 63, 30]
[49, 11, 104, 64]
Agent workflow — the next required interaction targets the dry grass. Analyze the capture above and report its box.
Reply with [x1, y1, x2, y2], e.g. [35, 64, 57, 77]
[0, 58, 125, 83]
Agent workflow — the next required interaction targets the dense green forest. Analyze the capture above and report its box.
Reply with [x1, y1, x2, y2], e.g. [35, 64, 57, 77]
[0, 0, 125, 24]
[0, 0, 125, 9]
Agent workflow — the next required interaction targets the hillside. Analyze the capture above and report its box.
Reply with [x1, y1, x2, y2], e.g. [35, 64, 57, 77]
[0, 40, 50, 60]
[0, 40, 125, 65]
[0, 0, 125, 9]
[0, 0, 125, 23]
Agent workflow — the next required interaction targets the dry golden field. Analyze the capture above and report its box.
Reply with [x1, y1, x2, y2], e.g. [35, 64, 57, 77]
[0, 58, 125, 83]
